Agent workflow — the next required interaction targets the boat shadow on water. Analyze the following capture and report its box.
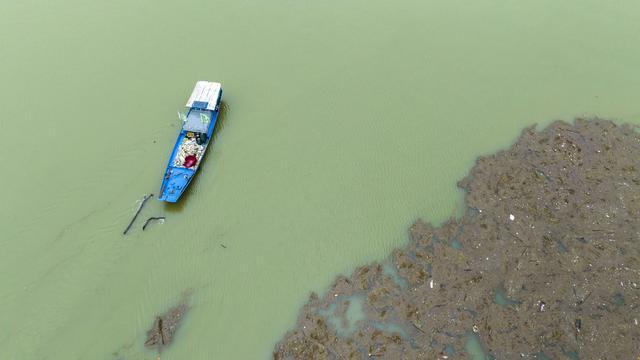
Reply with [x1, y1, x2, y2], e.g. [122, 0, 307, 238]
[163, 100, 230, 212]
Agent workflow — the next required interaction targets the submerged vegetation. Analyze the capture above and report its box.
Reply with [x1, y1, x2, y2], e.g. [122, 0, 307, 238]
[274, 119, 640, 359]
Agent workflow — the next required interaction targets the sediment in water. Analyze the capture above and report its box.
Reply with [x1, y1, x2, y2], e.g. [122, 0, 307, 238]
[144, 292, 191, 350]
[274, 119, 640, 359]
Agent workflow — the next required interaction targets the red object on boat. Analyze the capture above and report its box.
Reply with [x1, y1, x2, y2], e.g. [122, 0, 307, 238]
[183, 155, 197, 168]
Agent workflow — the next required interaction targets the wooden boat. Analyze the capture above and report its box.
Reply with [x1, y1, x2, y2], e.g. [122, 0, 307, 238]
[159, 81, 223, 202]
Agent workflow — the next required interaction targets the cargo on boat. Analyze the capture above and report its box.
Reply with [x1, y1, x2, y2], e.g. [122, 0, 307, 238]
[159, 81, 223, 202]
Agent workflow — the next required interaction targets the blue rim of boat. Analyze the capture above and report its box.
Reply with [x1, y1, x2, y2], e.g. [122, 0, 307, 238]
[159, 81, 223, 202]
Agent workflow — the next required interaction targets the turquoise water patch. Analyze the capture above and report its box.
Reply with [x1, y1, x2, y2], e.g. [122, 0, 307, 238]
[494, 287, 521, 307]
[564, 350, 580, 360]
[370, 321, 408, 338]
[465, 332, 493, 360]
[382, 262, 409, 289]
[451, 239, 464, 250]
[555, 239, 568, 253]
[445, 344, 455, 356]
[319, 295, 366, 336]
[613, 293, 625, 306]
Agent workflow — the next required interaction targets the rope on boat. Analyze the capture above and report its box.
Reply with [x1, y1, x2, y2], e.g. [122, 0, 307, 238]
[123, 193, 153, 235]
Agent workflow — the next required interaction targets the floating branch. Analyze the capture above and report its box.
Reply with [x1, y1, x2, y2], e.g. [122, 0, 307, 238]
[123, 194, 153, 235]
[143, 217, 166, 231]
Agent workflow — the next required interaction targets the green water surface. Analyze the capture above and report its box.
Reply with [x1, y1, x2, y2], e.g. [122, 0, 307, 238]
[1, 1, 639, 359]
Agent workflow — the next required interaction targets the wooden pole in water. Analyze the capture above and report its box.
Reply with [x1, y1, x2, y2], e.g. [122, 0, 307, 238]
[143, 217, 166, 231]
[123, 194, 153, 235]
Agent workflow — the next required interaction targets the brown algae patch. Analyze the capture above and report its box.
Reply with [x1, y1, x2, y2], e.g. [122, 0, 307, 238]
[144, 291, 192, 351]
[274, 119, 640, 359]
[144, 302, 188, 348]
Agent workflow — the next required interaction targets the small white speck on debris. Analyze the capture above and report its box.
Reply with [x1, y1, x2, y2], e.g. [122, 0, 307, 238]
[509, 214, 515, 221]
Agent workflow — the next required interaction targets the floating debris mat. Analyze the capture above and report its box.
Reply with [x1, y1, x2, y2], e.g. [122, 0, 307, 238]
[273, 119, 640, 359]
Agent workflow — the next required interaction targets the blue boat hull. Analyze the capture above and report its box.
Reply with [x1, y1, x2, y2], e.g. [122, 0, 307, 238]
[159, 89, 222, 202]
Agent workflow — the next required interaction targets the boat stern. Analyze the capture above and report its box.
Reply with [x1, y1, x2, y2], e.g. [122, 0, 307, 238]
[159, 167, 195, 202]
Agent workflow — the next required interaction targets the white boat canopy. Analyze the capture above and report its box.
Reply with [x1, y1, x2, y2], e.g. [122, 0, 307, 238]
[185, 81, 222, 111]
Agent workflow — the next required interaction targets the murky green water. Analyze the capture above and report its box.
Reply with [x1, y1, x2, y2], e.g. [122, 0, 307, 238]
[1, 1, 639, 359]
